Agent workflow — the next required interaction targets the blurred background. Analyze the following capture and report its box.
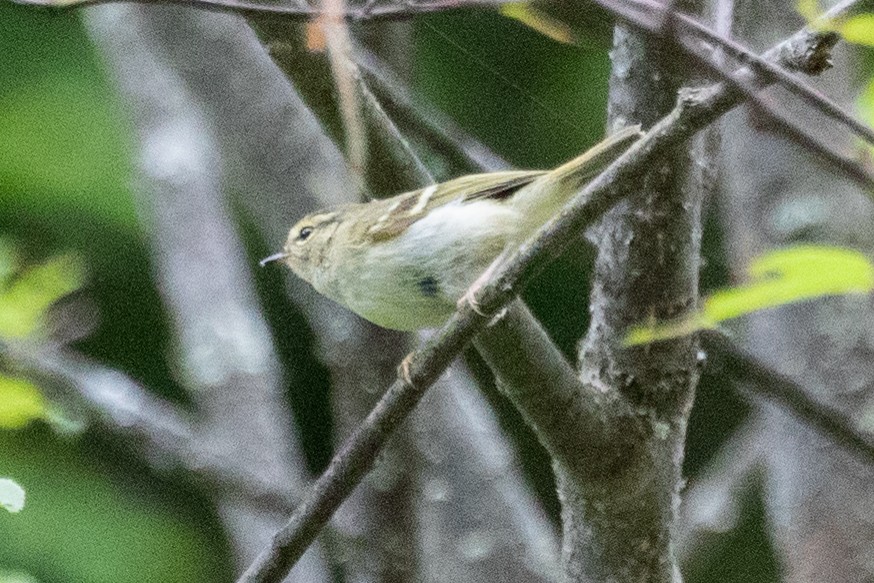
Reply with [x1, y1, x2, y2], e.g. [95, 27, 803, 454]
[3, 1, 869, 582]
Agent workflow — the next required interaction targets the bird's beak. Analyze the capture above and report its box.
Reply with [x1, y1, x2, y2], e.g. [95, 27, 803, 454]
[259, 252, 289, 267]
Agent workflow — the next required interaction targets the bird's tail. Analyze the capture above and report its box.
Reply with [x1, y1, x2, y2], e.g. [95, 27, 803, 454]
[511, 125, 643, 231]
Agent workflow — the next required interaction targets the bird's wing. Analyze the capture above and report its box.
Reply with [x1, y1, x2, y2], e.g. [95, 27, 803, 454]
[365, 170, 546, 242]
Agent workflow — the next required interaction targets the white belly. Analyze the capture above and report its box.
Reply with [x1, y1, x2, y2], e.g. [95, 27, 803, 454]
[334, 200, 519, 330]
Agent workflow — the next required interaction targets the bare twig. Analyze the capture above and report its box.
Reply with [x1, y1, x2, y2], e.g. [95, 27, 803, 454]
[1, 342, 191, 458]
[28, 0, 874, 160]
[0, 342, 301, 513]
[664, 14, 874, 190]
[322, 0, 369, 189]
[350, 53, 435, 186]
[238, 313, 478, 582]
[259, 22, 432, 195]
[626, 0, 874, 148]
[597, 0, 874, 188]
[742, 93, 874, 188]
[355, 44, 511, 174]
[237, 8, 852, 581]
[16, 0, 506, 19]
[702, 331, 874, 465]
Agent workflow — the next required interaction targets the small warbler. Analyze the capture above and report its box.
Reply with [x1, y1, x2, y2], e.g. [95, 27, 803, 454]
[262, 126, 642, 330]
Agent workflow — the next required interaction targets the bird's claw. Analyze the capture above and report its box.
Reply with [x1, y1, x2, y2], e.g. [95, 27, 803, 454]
[458, 287, 489, 317]
[399, 352, 416, 387]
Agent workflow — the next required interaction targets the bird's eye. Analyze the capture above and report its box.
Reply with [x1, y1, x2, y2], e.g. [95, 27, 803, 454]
[297, 226, 314, 242]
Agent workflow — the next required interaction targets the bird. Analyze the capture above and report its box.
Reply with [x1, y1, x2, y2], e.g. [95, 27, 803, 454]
[261, 126, 642, 330]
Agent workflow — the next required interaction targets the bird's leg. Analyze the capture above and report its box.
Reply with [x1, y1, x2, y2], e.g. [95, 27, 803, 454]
[457, 248, 510, 318]
[398, 352, 416, 387]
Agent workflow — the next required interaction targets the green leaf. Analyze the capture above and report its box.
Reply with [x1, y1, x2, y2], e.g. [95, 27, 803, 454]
[0, 478, 25, 513]
[839, 14, 874, 47]
[626, 245, 874, 345]
[500, 3, 577, 45]
[705, 245, 874, 321]
[796, 0, 821, 22]
[624, 314, 710, 346]
[0, 374, 49, 429]
[796, 0, 874, 47]
[0, 571, 39, 583]
[0, 252, 85, 339]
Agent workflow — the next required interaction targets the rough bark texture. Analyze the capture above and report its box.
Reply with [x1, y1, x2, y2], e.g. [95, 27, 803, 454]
[566, 16, 712, 582]
[720, 3, 874, 580]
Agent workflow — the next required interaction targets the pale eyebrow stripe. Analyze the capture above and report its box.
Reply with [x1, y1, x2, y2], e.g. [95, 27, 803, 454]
[408, 184, 438, 217]
[310, 212, 339, 224]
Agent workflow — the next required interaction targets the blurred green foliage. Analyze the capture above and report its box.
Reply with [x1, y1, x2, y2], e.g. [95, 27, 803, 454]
[0, 428, 228, 583]
[0, 570, 39, 583]
[0, 3, 176, 399]
[0, 375, 48, 430]
[1, 3, 769, 582]
[0, 478, 26, 513]
[1, 4, 227, 581]
[0, 239, 85, 431]
[0, 243, 84, 339]
[798, 0, 874, 47]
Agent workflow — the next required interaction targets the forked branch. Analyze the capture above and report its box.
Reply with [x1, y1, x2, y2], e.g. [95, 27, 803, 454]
[237, 3, 859, 581]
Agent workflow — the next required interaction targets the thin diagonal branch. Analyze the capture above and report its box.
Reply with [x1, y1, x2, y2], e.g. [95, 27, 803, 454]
[597, 0, 874, 188]
[28, 0, 874, 156]
[15, 0, 505, 19]
[256, 20, 431, 195]
[237, 7, 852, 581]
[702, 331, 874, 465]
[349, 52, 435, 186]
[355, 44, 511, 174]
[0, 342, 301, 513]
[623, 0, 874, 148]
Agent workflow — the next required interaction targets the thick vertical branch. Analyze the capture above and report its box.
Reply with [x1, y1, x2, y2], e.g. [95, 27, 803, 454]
[563, 13, 712, 582]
